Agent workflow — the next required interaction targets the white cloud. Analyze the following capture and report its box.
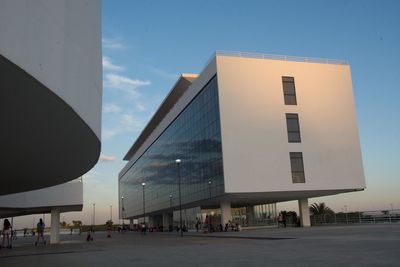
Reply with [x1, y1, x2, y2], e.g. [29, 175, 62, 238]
[120, 114, 142, 131]
[148, 65, 178, 80]
[102, 38, 125, 50]
[102, 56, 124, 71]
[99, 154, 116, 161]
[103, 129, 118, 140]
[103, 103, 122, 114]
[136, 103, 146, 111]
[104, 73, 151, 97]
[102, 113, 144, 140]
[106, 74, 150, 89]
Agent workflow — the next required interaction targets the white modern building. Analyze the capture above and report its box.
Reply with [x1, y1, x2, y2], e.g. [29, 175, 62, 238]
[119, 51, 365, 230]
[0, 0, 101, 243]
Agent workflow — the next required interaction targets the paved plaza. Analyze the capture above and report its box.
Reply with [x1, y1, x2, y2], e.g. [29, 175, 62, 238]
[1, 224, 399, 266]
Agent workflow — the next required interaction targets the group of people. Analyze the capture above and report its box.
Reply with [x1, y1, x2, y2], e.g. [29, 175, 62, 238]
[202, 215, 212, 233]
[277, 213, 287, 228]
[1, 218, 46, 249]
[1, 212, 291, 247]
[224, 220, 240, 232]
[198, 216, 240, 233]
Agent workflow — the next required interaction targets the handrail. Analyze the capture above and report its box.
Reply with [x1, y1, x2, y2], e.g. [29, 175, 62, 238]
[207, 50, 348, 65]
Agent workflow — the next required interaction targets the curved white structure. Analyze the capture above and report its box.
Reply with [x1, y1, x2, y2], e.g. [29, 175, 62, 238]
[0, 180, 83, 218]
[0, 179, 83, 244]
[0, 0, 102, 195]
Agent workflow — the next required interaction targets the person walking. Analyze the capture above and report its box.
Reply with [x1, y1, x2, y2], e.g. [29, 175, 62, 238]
[1, 219, 12, 249]
[35, 218, 46, 246]
[195, 218, 201, 232]
[203, 215, 209, 233]
[282, 213, 287, 228]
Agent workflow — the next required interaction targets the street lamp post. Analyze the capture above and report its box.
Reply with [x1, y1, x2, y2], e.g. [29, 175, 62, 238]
[169, 193, 173, 208]
[110, 205, 112, 222]
[175, 159, 183, 237]
[93, 203, 96, 233]
[121, 197, 124, 230]
[208, 179, 212, 199]
[142, 182, 146, 235]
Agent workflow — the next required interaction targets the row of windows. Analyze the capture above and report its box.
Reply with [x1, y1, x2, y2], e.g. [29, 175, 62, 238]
[282, 77, 305, 183]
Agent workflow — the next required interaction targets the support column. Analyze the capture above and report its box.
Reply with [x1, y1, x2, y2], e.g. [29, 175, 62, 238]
[50, 209, 60, 244]
[148, 215, 154, 228]
[220, 201, 232, 226]
[162, 213, 169, 232]
[169, 212, 174, 230]
[298, 198, 311, 227]
[246, 205, 255, 226]
[130, 219, 134, 230]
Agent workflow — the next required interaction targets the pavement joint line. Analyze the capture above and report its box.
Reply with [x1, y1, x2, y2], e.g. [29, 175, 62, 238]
[182, 234, 295, 240]
[0, 249, 103, 259]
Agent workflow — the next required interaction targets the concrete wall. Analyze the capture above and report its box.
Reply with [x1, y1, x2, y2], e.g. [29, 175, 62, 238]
[216, 55, 365, 194]
[0, 0, 102, 139]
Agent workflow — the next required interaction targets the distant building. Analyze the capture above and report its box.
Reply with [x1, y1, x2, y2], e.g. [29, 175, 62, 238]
[0, 0, 101, 243]
[119, 51, 365, 230]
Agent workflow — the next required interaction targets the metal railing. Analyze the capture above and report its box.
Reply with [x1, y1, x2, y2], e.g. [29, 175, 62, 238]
[207, 50, 348, 66]
[311, 209, 400, 226]
[232, 217, 277, 227]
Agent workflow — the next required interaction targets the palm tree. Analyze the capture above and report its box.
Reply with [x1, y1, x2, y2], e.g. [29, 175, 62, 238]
[309, 202, 334, 215]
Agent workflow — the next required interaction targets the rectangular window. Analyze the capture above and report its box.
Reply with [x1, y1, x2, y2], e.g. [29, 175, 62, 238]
[286, 113, 301, 142]
[282, 76, 297, 105]
[290, 152, 305, 183]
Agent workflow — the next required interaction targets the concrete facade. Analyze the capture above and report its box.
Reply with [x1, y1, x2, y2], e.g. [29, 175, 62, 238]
[217, 55, 365, 195]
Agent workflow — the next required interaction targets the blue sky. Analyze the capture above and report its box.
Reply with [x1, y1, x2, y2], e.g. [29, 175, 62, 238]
[14, 0, 400, 228]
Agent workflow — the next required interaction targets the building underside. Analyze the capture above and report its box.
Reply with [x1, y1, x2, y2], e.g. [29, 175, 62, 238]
[0, 54, 100, 195]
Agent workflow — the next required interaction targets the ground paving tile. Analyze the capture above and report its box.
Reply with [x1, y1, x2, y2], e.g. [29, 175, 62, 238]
[1, 224, 399, 266]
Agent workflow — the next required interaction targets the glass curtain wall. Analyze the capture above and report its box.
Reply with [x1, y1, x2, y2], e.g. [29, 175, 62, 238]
[119, 76, 224, 218]
[231, 204, 277, 226]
